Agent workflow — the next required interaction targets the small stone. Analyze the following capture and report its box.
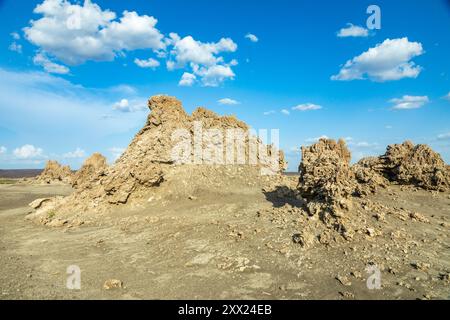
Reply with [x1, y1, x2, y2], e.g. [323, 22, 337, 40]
[292, 231, 315, 248]
[336, 275, 352, 286]
[103, 279, 123, 290]
[366, 228, 376, 237]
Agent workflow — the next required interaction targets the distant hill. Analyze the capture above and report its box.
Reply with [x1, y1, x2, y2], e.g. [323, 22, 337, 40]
[0, 169, 43, 178]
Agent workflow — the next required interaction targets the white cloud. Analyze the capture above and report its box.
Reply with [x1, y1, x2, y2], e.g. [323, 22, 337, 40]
[337, 23, 368, 38]
[263, 110, 276, 116]
[178, 72, 196, 87]
[218, 98, 240, 105]
[11, 32, 20, 40]
[112, 98, 146, 112]
[167, 33, 237, 86]
[9, 42, 22, 53]
[24, 0, 165, 65]
[390, 95, 429, 110]
[0, 146, 7, 155]
[167, 33, 236, 67]
[63, 147, 86, 158]
[245, 33, 258, 42]
[331, 38, 424, 82]
[13, 144, 44, 159]
[443, 92, 450, 101]
[195, 64, 235, 87]
[33, 52, 70, 74]
[305, 135, 329, 143]
[281, 109, 290, 115]
[134, 57, 160, 69]
[292, 103, 323, 111]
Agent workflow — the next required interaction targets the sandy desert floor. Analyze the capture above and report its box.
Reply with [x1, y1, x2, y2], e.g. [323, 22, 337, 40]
[0, 180, 449, 300]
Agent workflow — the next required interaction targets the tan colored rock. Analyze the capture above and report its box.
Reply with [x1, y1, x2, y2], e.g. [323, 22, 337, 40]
[103, 279, 123, 290]
[357, 141, 449, 191]
[71, 153, 107, 189]
[36, 160, 72, 184]
[381, 141, 449, 191]
[29, 198, 52, 210]
[30, 95, 285, 220]
[297, 138, 355, 218]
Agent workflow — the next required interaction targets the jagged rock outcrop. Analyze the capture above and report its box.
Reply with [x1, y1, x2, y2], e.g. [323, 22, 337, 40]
[357, 141, 449, 191]
[297, 139, 355, 221]
[71, 153, 107, 189]
[36, 160, 73, 184]
[28, 95, 286, 222]
[352, 157, 389, 194]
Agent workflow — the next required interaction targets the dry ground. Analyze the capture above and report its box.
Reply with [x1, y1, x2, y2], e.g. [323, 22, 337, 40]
[0, 181, 449, 300]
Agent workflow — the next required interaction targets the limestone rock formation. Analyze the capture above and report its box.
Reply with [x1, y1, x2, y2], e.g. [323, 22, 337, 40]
[28, 95, 285, 221]
[352, 157, 389, 194]
[357, 141, 449, 191]
[297, 138, 355, 220]
[36, 160, 73, 184]
[71, 153, 108, 189]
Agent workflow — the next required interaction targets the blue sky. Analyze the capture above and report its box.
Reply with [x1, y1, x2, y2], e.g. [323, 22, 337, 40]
[0, 0, 449, 170]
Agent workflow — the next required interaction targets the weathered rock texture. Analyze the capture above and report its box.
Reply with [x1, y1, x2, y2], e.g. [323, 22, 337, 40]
[357, 141, 450, 191]
[71, 153, 108, 189]
[297, 139, 355, 222]
[36, 160, 73, 184]
[28, 95, 285, 222]
[352, 157, 389, 194]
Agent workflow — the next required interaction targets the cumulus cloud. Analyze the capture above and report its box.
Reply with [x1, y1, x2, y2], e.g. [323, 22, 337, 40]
[63, 147, 86, 158]
[134, 57, 160, 69]
[443, 92, 450, 101]
[263, 110, 276, 116]
[9, 42, 22, 53]
[245, 33, 258, 42]
[24, 0, 165, 66]
[389, 95, 429, 110]
[13, 144, 44, 159]
[112, 98, 146, 112]
[178, 72, 196, 87]
[337, 23, 368, 37]
[292, 103, 323, 111]
[218, 98, 240, 105]
[194, 64, 235, 87]
[331, 38, 424, 82]
[33, 52, 70, 74]
[281, 109, 290, 115]
[167, 33, 237, 86]
[22, 1, 240, 86]
[0, 146, 7, 155]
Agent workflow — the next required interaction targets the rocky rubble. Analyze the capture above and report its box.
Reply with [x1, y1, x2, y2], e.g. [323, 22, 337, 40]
[261, 138, 450, 247]
[35, 160, 73, 184]
[356, 141, 450, 191]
